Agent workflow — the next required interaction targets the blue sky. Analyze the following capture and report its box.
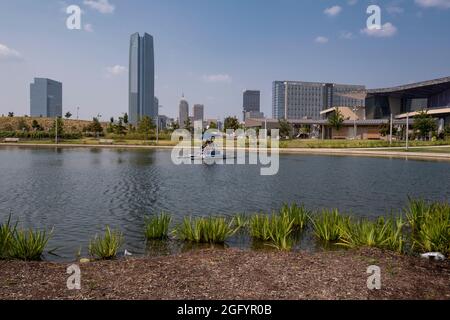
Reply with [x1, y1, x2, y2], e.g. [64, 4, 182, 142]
[0, 0, 450, 121]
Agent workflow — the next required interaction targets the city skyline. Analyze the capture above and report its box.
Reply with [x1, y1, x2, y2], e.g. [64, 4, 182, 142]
[1, 0, 450, 121]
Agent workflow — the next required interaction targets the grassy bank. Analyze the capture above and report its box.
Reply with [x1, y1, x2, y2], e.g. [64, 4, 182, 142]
[2, 136, 450, 149]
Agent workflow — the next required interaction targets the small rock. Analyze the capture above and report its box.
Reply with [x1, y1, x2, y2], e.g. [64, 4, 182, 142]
[420, 252, 445, 261]
[79, 258, 90, 263]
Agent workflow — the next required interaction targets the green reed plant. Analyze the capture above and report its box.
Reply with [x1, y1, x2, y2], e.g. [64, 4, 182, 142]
[268, 213, 295, 251]
[249, 214, 272, 241]
[144, 213, 172, 240]
[311, 209, 349, 242]
[408, 202, 450, 255]
[89, 226, 124, 260]
[8, 227, 53, 261]
[405, 198, 431, 232]
[250, 213, 295, 250]
[339, 216, 405, 253]
[0, 215, 15, 259]
[232, 213, 249, 230]
[280, 203, 309, 230]
[175, 216, 237, 244]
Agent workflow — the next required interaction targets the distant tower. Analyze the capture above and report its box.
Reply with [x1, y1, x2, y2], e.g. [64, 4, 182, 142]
[193, 104, 204, 123]
[129, 32, 155, 124]
[30, 78, 63, 117]
[179, 94, 189, 128]
[243, 90, 260, 121]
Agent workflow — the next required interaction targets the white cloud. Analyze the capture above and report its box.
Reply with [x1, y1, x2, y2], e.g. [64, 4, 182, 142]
[202, 74, 232, 84]
[386, 5, 405, 15]
[84, 23, 94, 32]
[83, 0, 115, 14]
[348, 0, 358, 5]
[324, 5, 342, 16]
[314, 36, 329, 44]
[361, 22, 398, 38]
[0, 43, 22, 61]
[415, 0, 450, 9]
[340, 31, 354, 40]
[106, 65, 127, 77]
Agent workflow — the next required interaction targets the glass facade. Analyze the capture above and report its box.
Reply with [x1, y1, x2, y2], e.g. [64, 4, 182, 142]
[129, 32, 155, 124]
[30, 78, 62, 117]
[272, 81, 365, 120]
[243, 90, 260, 120]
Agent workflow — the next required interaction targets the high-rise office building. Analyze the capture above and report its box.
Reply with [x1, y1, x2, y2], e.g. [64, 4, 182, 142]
[243, 90, 260, 120]
[30, 78, 62, 117]
[272, 81, 365, 120]
[193, 104, 204, 123]
[129, 32, 155, 124]
[179, 96, 189, 128]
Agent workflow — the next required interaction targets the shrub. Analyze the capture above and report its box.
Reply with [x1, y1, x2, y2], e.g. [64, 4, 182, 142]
[89, 226, 124, 260]
[175, 217, 237, 244]
[280, 203, 309, 229]
[8, 228, 53, 261]
[406, 200, 450, 255]
[144, 213, 172, 240]
[0, 215, 15, 259]
[311, 209, 349, 242]
[339, 216, 405, 253]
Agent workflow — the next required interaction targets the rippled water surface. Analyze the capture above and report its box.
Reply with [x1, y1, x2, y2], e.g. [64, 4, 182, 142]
[0, 147, 449, 260]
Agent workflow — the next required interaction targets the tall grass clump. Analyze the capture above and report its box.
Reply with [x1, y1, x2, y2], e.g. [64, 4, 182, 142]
[268, 213, 295, 250]
[89, 226, 124, 260]
[339, 216, 405, 253]
[311, 209, 349, 242]
[249, 214, 272, 241]
[8, 228, 53, 261]
[144, 213, 172, 240]
[0, 215, 15, 259]
[232, 213, 249, 230]
[280, 203, 309, 230]
[249, 213, 295, 250]
[175, 217, 237, 244]
[406, 200, 450, 255]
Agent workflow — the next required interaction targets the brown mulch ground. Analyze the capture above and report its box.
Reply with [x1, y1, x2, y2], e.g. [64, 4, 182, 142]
[0, 248, 449, 300]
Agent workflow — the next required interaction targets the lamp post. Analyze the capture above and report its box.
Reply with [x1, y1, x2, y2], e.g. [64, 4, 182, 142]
[406, 113, 409, 150]
[55, 116, 58, 145]
[389, 113, 393, 146]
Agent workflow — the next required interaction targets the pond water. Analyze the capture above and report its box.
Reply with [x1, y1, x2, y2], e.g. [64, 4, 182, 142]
[0, 147, 449, 261]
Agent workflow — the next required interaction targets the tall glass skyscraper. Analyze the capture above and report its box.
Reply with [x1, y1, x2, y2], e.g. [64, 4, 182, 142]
[129, 32, 155, 124]
[30, 78, 62, 118]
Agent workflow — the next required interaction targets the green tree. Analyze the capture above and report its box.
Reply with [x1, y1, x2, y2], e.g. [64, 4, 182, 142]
[224, 116, 240, 131]
[65, 112, 72, 119]
[16, 117, 30, 131]
[184, 117, 192, 130]
[114, 118, 126, 135]
[123, 113, 129, 124]
[86, 117, 104, 136]
[413, 110, 437, 140]
[31, 119, 42, 131]
[50, 117, 64, 138]
[8, 112, 14, 117]
[208, 121, 218, 129]
[278, 119, 291, 139]
[168, 121, 179, 132]
[138, 116, 155, 134]
[328, 108, 345, 132]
